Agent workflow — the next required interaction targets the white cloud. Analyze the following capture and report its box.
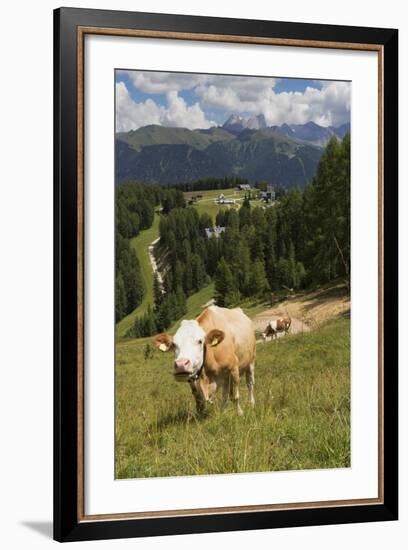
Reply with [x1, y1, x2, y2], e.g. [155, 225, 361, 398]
[161, 91, 212, 129]
[197, 79, 350, 127]
[115, 82, 212, 132]
[116, 72, 350, 131]
[116, 82, 163, 132]
[118, 71, 277, 100]
[121, 71, 207, 94]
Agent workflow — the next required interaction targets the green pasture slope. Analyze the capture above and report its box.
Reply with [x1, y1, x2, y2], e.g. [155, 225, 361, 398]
[116, 213, 160, 338]
[115, 316, 350, 479]
[186, 187, 262, 221]
[169, 283, 215, 332]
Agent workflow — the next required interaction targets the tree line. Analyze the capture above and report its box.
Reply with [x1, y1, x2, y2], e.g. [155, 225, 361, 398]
[167, 175, 250, 192]
[115, 182, 184, 322]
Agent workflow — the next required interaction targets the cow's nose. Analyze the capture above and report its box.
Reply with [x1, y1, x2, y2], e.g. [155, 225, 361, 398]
[175, 358, 191, 369]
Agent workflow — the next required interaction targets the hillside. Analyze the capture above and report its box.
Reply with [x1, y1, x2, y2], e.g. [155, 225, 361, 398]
[115, 316, 350, 478]
[115, 124, 323, 187]
[116, 213, 160, 338]
[117, 125, 234, 151]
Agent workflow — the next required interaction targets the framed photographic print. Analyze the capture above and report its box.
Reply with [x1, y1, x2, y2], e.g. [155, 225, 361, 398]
[54, 7, 398, 542]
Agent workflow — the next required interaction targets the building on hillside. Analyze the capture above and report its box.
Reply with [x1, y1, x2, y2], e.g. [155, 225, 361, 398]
[260, 184, 276, 203]
[237, 184, 251, 191]
[215, 193, 235, 205]
[204, 226, 226, 239]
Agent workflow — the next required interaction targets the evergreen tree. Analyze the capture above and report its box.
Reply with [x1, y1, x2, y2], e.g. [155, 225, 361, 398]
[183, 258, 193, 294]
[191, 253, 206, 290]
[239, 197, 251, 228]
[276, 257, 291, 288]
[214, 257, 238, 307]
[199, 213, 213, 233]
[248, 260, 269, 296]
[115, 273, 127, 322]
[175, 286, 187, 318]
[144, 304, 157, 335]
[155, 295, 173, 332]
[304, 134, 350, 284]
[215, 211, 226, 227]
[288, 240, 297, 289]
[236, 239, 252, 296]
[153, 274, 163, 309]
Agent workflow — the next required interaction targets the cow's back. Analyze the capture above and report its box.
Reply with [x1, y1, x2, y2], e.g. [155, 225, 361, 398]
[197, 306, 256, 370]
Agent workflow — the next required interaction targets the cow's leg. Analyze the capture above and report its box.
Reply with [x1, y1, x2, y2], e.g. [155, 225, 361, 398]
[245, 363, 255, 407]
[230, 364, 243, 416]
[189, 382, 206, 416]
[221, 376, 230, 411]
[207, 380, 217, 404]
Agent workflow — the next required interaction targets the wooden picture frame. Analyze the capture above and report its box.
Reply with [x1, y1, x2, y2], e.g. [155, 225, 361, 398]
[54, 7, 398, 542]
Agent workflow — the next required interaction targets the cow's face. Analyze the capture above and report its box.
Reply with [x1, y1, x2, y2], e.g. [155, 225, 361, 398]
[153, 320, 224, 382]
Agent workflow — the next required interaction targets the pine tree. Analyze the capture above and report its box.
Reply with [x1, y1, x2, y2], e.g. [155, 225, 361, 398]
[214, 257, 237, 307]
[175, 286, 187, 318]
[183, 259, 193, 295]
[155, 296, 172, 332]
[115, 273, 127, 322]
[276, 257, 291, 288]
[153, 274, 163, 309]
[303, 134, 350, 285]
[239, 198, 251, 228]
[288, 240, 297, 289]
[144, 304, 157, 336]
[248, 260, 269, 296]
[199, 213, 213, 234]
[236, 239, 252, 296]
[191, 253, 206, 290]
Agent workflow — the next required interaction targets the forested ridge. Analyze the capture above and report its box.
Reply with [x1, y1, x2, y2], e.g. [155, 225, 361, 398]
[115, 182, 185, 321]
[115, 123, 323, 187]
[118, 135, 350, 338]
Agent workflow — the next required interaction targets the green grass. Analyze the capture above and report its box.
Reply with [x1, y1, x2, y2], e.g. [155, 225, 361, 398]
[115, 317, 350, 479]
[185, 187, 264, 222]
[184, 188, 245, 201]
[169, 283, 214, 332]
[116, 213, 160, 338]
[240, 296, 271, 319]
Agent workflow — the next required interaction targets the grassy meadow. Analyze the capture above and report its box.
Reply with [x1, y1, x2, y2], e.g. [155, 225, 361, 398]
[186, 187, 262, 221]
[115, 316, 350, 479]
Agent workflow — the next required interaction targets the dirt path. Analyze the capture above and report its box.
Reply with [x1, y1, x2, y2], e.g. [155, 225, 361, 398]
[253, 283, 350, 341]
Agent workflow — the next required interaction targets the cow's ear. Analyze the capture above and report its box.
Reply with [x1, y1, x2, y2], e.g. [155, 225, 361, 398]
[205, 329, 225, 347]
[153, 333, 174, 352]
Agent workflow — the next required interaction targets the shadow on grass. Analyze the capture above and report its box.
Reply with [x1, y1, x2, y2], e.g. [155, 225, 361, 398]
[300, 283, 349, 306]
[155, 409, 205, 431]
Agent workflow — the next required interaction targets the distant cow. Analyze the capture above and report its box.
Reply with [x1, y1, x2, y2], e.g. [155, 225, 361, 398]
[262, 317, 291, 341]
[153, 306, 256, 415]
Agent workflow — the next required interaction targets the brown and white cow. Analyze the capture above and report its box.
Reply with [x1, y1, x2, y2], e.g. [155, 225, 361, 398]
[153, 306, 256, 415]
[262, 317, 291, 341]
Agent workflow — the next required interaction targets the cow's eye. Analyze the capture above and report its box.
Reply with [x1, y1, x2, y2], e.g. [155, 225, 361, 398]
[197, 339, 203, 345]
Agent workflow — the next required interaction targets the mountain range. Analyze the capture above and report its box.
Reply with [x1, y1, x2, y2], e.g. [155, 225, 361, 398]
[223, 115, 350, 147]
[115, 117, 350, 187]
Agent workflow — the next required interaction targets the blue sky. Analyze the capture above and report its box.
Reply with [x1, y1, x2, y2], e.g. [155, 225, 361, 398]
[115, 70, 350, 132]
